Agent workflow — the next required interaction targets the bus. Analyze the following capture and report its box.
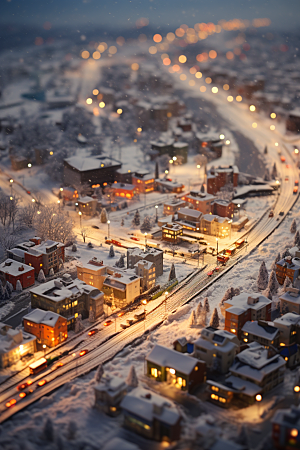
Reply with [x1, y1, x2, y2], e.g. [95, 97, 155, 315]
[29, 357, 47, 375]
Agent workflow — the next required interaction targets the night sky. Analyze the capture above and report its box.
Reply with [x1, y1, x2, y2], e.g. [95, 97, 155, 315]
[1, 0, 300, 31]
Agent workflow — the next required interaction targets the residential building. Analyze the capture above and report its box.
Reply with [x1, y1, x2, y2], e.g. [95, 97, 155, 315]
[94, 374, 127, 417]
[102, 271, 140, 309]
[146, 344, 206, 393]
[7, 238, 65, 276]
[241, 320, 280, 348]
[0, 259, 35, 290]
[155, 179, 184, 194]
[163, 198, 186, 216]
[207, 342, 285, 406]
[272, 406, 300, 449]
[120, 387, 182, 442]
[181, 191, 216, 214]
[162, 223, 183, 244]
[201, 214, 232, 239]
[23, 308, 68, 348]
[193, 327, 239, 374]
[279, 287, 300, 314]
[273, 312, 300, 346]
[77, 259, 107, 290]
[132, 172, 155, 194]
[134, 260, 155, 291]
[207, 165, 239, 195]
[63, 155, 122, 188]
[176, 208, 202, 231]
[127, 247, 164, 277]
[212, 200, 235, 219]
[30, 273, 104, 329]
[224, 293, 272, 339]
[0, 323, 36, 368]
[77, 196, 98, 216]
[276, 257, 300, 285]
[110, 182, 137, 199]
[172, 142, 188, 164]
[286, 109, 300, 133]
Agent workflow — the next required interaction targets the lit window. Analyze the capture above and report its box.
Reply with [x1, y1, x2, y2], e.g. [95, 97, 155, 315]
[75, 313, 78, 318]
[151, 367, 158, 377]
[211, 386, 219, 392]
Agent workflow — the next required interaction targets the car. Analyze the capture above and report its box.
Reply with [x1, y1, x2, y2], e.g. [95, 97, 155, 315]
[26, 190, 31, 195]
[214, 266, 220, 272]
[207, 270, 214, 276]
[279, 211, 284, 216]
[37, 379, 48, 388]
[280, 155, 286, 163]
[105, 239, 112, 244]
[120, 323, 130, 329]
[295, 180, 299, 186]
[269, 210, 274, 218]
[91, 225, 99, 229]
[22, 389, 34, 397]
[54, 362, 64, 370]
[5, 398, 17, 408]
[294, 187, 298, 195]
[118, 311, 125, 317]
[79, 349, 89, 356]
[19, 392, 27, 399]
[198, 240, 208, 246]
[130, 237, 140, 241]
[88, 329, 99, 336]
[87, 242, 94, 248]
[17, 380, 33, 391]
[285, 176, 289, 182]
[104, 320, 113, 327]
[286, 164, 290, 169]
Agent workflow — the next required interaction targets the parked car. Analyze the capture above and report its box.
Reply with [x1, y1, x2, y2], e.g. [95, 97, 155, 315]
[130, 237, 140, 241]
[120, 323, 130, 329]
[88, 329, 99, 336]
[294, 187, 299, 195]
[79, 350, 89, 356]
[279, 211, 284, 216]
[104, 320, 113, 327]
[269, 210, 274, 218]
[87, 242, 94, 248]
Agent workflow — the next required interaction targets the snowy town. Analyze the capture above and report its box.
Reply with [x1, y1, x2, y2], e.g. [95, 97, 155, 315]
[0, 1, 300, 449]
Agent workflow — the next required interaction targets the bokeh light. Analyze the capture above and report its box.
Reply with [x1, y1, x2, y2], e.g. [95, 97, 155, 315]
[178, 55, 187, 63]
[200, 86, 206, 92]
[236, 95, 243, 102]
[86, 98, 93, 105]
[180, 74, 187, 80]
[212, 87, 218, 93]
[99, 102, 105, 108]
[149, 46, 157, 54]
[227, 96, 234, 102]
[252, 122, 258, 128]
[131, 63, 139, 71]
[153, 34, 162, 43]
[81, 50, 90, 59]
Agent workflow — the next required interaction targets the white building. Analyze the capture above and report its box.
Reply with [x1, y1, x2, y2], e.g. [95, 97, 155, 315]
[127, 246, 163, 277]
[134, 260, 156, 291]
[0, 323, 36, 368]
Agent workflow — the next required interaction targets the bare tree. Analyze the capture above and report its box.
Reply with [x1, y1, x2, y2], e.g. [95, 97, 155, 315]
[33, 204, 74, 243]
[80, 228, 88, 243]
[0, 193, 19, 228]
[0, 225, 20, 253]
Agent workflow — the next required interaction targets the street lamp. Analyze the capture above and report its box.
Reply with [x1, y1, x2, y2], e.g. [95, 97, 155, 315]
[144, 232, 147, 249]
[9, 179, 13, 196]
[256, 394, 262, 417]
[42, 344, 46, 356]
[79, 211, 82, 227]
[237, 204, 240, 218]
[216, 237, 219, 257]
[57, 200, 60, 211]
[155, 205, 158, 223]
[165, 169, 169, 176]
[197, 164, 201, 183]
[107, 220, 110, 239]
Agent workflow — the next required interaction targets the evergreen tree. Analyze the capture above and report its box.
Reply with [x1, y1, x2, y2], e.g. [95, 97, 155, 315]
[116, 254, 125, 268]
[126, 365, 139, 388]
[4, 285, 10, 300]
[210, 308, 220, 328]
[271, 163, 278, 180]
[168, 263, 176, 281]
[220, 287, 240, 306]
[203, 297, 210, 313]
[282, 248, 290, 259]
[141, 216, 152, 231]
[132, 210, 140, 227]
[189, 310, 197, 327]
[38, 269, 46, 283]
[196, 301, 203, 319]
[264, 287, 273, 301]
[109, 245, 115, 258]
[100, 208, 108, 224]
[66, 420, 77, 440]
[42, 418, 54, 442]
[155, 161, 159, 179]
[198, 308, 207, 327]
[264, 145, 268, 154]
[72, 244, 77, 252]
[291, 219, 297, 234]
[264, 168, 271, 182]
[294, 230, 300, 247]
[49, 268, 54, 276]
[281, 276, 291, 292]
[0, 281, 4, 301]
[6, 281, 13, 295]
[200, 183, 205, 193]
[94, 363, 104, 383]
[271, 252, 281, 271]
[16, 280, 22, 292]
[121, 218, 124, 226]
[267, 269, 279, 295]
[257, 261, 268, 290]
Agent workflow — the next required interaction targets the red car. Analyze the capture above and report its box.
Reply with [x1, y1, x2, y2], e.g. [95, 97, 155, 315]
[130, 237, 140, 241]
[104, 320, 113, 327]
[207, 270, 214, 276]
[79, 350, 89, 357]
[6, 398, 17, 408]
[88, 329, 99, 336]
[37, 379, 48, 388]
[280, 155, 286, 163]
[17, 380, 33, 391]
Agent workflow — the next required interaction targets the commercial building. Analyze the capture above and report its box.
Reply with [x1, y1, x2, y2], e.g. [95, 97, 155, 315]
[279, 287, 300, 314]
[127, 247, 164, 277]
[121, 387, 182, 442]
[77, 196, 98, 216]
[207, 342, 285, 406]
[0, 323, 36, 368]
[30, 273, 104, 329]
[155, 179, 184, 194]
[241, 320, 280, 348]
[193, 327, 239, 374]
[0, 259, 35, 290]
[176, 208, 202, 231]
[276, 257, 300, 285]
[134, 260, 156, 291]
[273, 313, 300, 346]
[272, 406, 300, 449]
[63, 155, 122, 188]
[7, 238, 65, 277]
[162, 223, 183, 244]
[77, 259, 107, 290]
[212, 200, 235, 219]
[23, 309, 68, 348]
[224, 293, 272, 339]
[146, 344, 206, 393]
[110, 183, 137, 199]
[207, 165, 239, 195]
[132, 172, 155, 194]
[181, 191, 216, 215]
[163, 198, 186, 216]
[201, 214, 232, 239]
[94, 374, 127, 417]
[102, 271, 140, 309]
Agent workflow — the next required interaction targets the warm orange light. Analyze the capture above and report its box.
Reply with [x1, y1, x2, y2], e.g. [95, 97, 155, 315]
[236, 95, 242, 102]
[175, 28, 185, 37]
[195, 72, 202, 78]
[178, 54, 187, 63]
[226, 51, 234, 60]
[81, 50, 90, 59]
[227, 95, 234, 102]
[166, 32, 175, 42]
[270, 125, 275, 130]
[180, 74, 187, 81]
[205, 77, 212, 84]
[149, 46, 157, 54]
[19, 392, 26, 398]
[223, 84, 230, 90]
[209, 50, 217, 59]
[163, 58, 171, 66]
[172, 64, 180, 72]
[153, 34, 162, 43]
[116, 36, 125, 46]
[131, 63, 139, 71]
[252, 122, 258, 128]
[189, 80, 195, 86]
[200, 86, 206, 92]
[190, 67, 197, 74]
[38, 380, 46, 387]
[92, 51, 101, 60]
[109, 46, 117, 55]
[93, 89, 99, 95]
[117, 108, 123, 114]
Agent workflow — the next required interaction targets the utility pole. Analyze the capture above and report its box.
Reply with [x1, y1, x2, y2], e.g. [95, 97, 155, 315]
[144, 309, 146, 331]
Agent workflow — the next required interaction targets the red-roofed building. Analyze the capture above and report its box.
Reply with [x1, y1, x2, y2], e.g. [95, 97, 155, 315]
[0, 259, 35, 290]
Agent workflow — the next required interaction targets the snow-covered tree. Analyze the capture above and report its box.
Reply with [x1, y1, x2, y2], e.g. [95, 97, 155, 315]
[264, 168, 271, 182]
[72, 244, 77, 252]
[42, 418, 54, 442]
[291, 219, 297, 234]
[210, 308, 220, 328]
[94, 363, 104, 383]
[0, 281, 5, 302]
[220, 287, 240, 306]
[294, 230, 300, 247]
[38, 269, 46, 283]
[264, 287, 273, 301]
[203, 297, 210, 313]
[196, 301, 203, 319]
[126, 365, 138, 388]
[121, 218, 124, 226]
[281, 276, 292, 292]
[198, 308, 207, 327]
[257, 261, 269, 290]
[66, 420, 77, 440]
[116, 254, 125, 268]
[132, 210, 140, 227]
[271, 163, 278, 180]
[100, 208, 108, 223]
[264, 145, 268, 154]
[267, 269, 279, 295]
[49, 268, 54, 277]
[200, 184, 205, 193]
[74, 314, 84, 333]
[141, 215, 152, 231]
[282, 248, 291, 259]
[109, 245, 115, 258]
[16, 280, 22, 292]
[34, 205, 74, 243]
[168, 263, 176, 281]
[6, 281, 13, 296]
[189, 310, 197, 327]
[89, 309, 95, 323]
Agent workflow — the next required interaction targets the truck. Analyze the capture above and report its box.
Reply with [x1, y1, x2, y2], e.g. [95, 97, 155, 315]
[217, 254, 229, 265]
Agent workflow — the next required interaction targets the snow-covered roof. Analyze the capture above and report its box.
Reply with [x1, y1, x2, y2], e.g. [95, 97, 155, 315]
[173, 141, 188, 149]
[225, 292, 272, 312]
[195, 327, 239, 349]
[94, 374, 126, 396]
[103, 271, 139, 289]
[30, 277, 103, 302]
[274, 312, 300, 327]
[185, 192, 216, 202]
[146, 344, 199, 375]
[279, 289, 300, 305]
[233, 184, 273, 198]
[128, 247, 163, 258]
[0, 328, 36, 356]
[78, 196, 96, 204]
[110, 183, 135, 191]
[242, 321, 279, 340]
[7, 248, 25, 259]
[272, 406, 300, 430]
[23, 308, 62, 326]
[0, 259, 34, 276]
[178, 208, 202, 219]
[120, 387, 180, 425]
[64, 156, 121, 172]
[156, 179, 184, 188]
[135, 260, 154, 270]
[207, 375, 261, 397]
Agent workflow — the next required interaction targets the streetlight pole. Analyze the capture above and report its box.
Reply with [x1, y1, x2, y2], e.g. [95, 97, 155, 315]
[107, 220, 110, 239]
[9, 179, 13, 196]
[144, 232, 147, 249]
[216, 238, 219, 259]
[144, 308, 146, 331]
[155, 205, 158, 223]
[197, 164, 201, 186]
[57, 200, 61, 211]
[79, 211, 82, 228]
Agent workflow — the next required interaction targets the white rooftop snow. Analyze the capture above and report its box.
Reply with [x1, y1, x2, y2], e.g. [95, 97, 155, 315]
[146, 344, 199, 375]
